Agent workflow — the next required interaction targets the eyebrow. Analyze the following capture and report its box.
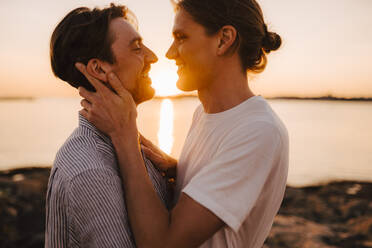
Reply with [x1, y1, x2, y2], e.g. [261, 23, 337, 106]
[129, 36, 143, 46]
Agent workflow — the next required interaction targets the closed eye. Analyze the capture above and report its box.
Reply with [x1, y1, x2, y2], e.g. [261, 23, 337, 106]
[130, 37, 144, 52]
[176, 36, 186, 41]
[133, 40, 143, 52]
[173, 31, 187, 42]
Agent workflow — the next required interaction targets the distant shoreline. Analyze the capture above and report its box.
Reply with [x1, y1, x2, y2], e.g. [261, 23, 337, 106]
[154, 95, 372, 101]
[154, 94, 196, 100]
[1, 95, 372, 102]
[0, 97, 35, 101]
[268, 96, 372, 102]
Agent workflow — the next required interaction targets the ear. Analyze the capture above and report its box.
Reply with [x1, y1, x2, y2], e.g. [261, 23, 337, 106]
[86, 59, 112, 83]
[216, 25, 237, 56]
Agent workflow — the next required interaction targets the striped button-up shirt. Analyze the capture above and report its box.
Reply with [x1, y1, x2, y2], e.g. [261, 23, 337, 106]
[45, 114, 169, 248]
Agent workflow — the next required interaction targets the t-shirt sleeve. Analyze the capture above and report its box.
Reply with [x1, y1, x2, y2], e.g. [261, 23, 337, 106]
[68, 168, 135, 247]
[182, 121, 282, 232]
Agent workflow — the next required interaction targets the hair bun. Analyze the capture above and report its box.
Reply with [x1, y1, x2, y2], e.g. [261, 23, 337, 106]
[262, 31, 282, 53]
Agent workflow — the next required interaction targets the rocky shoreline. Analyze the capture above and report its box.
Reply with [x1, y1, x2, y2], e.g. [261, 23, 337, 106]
[1, 167, 371, 248]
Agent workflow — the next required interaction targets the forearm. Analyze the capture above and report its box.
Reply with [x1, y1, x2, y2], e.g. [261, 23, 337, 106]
[111, 133, 171, 248]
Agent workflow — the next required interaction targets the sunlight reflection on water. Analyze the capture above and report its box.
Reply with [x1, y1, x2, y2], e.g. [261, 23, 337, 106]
[157, 99, 174, 154]
[1, 98, 372, 186]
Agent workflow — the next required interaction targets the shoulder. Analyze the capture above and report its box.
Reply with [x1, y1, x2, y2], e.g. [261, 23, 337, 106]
[192, 104, 204, 122]
[66, 167, 122, 206]
[226, 97, 287, 145]
[53, 127, 117, 181]
[217, 112, 286, 158]
[69, 167, 121, 189]
[220, 120, 282, 151]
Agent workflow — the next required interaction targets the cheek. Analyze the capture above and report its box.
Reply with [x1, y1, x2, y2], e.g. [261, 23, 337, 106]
[131, 55, 145, 75]
[115, 57, 143, 87]
[180, 42, 210, 68]
[112, 68, 133, 91]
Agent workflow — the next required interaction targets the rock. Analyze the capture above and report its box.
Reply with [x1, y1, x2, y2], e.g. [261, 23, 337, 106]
[0, 167, 50, 248]
[265, 181, 372, 248]
[348, 216, 372, 236]
[264, 215, 337, 248]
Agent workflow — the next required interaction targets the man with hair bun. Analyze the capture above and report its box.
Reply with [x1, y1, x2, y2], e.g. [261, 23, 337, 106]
[77, 0, 289, 247]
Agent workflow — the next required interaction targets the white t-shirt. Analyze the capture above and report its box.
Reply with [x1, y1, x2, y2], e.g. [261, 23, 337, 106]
[176, 96, 289, 248]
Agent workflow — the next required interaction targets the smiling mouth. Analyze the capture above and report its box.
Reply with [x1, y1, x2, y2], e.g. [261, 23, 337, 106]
[176, 62, 185, 74]
[141, 65, 151, 78]
[177, 65, 185, 75]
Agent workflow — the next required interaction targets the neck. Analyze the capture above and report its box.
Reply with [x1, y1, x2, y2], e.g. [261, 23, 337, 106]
[197, 67, 255, 114]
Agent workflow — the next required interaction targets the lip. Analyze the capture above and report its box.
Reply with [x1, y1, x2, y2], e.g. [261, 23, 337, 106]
[177, 64, 184, 75]
[176, 60, 184, 66]
[141, 65, 151, 78]
[175, 61, 184, 72]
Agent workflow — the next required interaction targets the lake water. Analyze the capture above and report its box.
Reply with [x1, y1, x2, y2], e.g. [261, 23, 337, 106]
[0, 97, 371, 187]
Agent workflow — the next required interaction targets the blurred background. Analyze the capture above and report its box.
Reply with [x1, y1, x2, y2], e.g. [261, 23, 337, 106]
[1, 1, 372, 247]
[1, 0, 371, 186]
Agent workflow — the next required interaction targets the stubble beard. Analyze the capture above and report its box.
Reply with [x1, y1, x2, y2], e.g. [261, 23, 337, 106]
[132, 78, 155, 104]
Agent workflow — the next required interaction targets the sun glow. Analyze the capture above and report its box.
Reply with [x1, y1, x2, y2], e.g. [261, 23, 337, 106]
[158, 99, 174, 154]
[150, 69, 182, 97]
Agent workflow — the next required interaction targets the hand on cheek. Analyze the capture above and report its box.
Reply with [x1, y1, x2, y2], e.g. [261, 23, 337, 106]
[75, 63, 138, 140]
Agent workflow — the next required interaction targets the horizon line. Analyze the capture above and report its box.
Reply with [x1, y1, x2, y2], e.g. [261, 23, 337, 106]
[1, 95, 372, 102]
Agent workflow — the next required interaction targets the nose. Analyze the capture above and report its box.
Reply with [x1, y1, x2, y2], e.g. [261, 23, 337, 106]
[166, 41, 177, 60]
[145, 45, 158, 64]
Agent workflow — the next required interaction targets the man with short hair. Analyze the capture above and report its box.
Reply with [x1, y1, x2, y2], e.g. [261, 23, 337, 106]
[45, 4, 169, 247]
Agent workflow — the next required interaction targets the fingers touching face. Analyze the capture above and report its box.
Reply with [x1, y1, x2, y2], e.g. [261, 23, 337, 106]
[108, 18, 156, 103]
[75, 62, 137, 118]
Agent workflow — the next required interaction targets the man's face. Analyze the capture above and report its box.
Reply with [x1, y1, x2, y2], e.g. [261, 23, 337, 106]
[108, 18, 158, 104]
[166, 8, 217, 92]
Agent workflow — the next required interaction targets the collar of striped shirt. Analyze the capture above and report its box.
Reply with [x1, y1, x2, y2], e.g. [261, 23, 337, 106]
[78, 113, 112, 144]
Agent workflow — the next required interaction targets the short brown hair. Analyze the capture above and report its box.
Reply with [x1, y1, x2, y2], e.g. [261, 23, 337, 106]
[172, 0, 282, 73]
[50, 3, 131, 91]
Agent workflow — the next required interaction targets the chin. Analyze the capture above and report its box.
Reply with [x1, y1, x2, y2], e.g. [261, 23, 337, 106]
[135, 86, 155, 105]
[176, 76, 197, 92]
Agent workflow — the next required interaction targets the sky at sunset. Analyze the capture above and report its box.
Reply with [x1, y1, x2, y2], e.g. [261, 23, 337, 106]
[0, 0, 371, 98]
